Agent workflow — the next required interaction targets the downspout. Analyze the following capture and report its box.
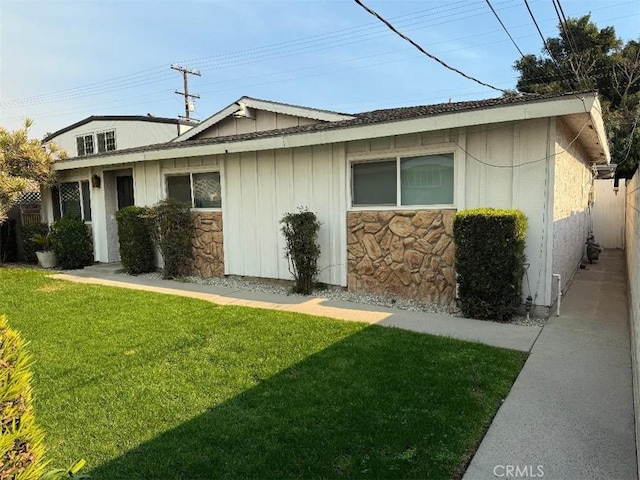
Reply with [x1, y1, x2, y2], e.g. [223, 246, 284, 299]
[552, 273, 562, 316]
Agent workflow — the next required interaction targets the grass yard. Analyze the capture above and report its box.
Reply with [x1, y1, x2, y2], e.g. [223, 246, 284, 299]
[0, 267, 526, 479]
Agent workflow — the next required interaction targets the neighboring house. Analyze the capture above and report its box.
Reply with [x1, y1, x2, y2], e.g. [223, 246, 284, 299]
[43, 115, 194, 158]
[43, 92, 610, 313]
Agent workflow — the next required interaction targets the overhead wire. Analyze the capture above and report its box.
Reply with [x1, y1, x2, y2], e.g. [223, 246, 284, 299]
[1, 0, 491, 109]
[353, 0, 507, 93]
[551, 0, 585, 84]
[484, 0, 526, 57]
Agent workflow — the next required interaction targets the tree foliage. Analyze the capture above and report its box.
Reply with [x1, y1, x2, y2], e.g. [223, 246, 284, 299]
[514, 15, 640, 177]
[0, 120, 67, 224]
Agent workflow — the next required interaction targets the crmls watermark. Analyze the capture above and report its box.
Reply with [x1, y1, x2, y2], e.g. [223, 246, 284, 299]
[493, 464, 545, 478]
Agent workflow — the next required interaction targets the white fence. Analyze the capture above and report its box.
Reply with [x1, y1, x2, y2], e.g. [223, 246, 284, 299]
[592, 179, 626, 249]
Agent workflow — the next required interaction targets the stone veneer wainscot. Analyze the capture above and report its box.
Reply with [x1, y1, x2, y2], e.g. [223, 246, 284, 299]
[185, 212, 224, 278]
[347, 210, 456, 305]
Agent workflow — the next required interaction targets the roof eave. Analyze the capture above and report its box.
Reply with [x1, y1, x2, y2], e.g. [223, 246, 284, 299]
[54, 94, 603, 171]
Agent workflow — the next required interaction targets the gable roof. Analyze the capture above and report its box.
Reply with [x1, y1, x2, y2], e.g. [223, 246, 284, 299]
[54, 91, 610, 170]
[43, 115, 193, 143]
[171, 96, 355, 142]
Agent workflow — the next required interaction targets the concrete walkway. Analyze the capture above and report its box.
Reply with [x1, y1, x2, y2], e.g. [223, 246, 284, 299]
[50, 269, 540, 353]
[464, 249, 637, 480]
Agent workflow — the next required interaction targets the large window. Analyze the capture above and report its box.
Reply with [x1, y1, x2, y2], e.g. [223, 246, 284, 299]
[166, 171, 221, 208]
[76, 135, 94, 157]
[52, 181, 92, 221]
[352, 153, 454, 207]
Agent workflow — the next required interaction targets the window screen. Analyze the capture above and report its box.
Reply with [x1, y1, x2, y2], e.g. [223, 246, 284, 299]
[193, 172, 222, 208]
[60, 182, 82, 218]
[166, 175, 192, 205]
[400, 154, 454, 205]
[352, 160, 396, 206]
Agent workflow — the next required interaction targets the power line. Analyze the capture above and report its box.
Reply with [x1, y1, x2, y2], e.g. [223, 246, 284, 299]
[353, 0, 507, 93]
[523, 0, 575, 89]
[484, 0, 525, 57]
[551, 0, 585, 84]
[0, 0, 480, 108]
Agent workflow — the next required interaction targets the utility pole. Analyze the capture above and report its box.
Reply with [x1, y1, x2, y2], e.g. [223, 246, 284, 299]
[171, 64, 201, 120]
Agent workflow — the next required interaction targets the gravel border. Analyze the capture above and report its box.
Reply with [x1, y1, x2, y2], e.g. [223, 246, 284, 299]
[119, 271, 547, 328]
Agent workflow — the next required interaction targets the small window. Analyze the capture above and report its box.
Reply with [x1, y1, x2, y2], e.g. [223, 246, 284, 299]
[76, 135, 94, 157]
[352, 160, 396, 206]
[351, 153, 454, 207]
[166, 175, 192, 205]
[400, 154, 453, 205]
[57, 181, 92, 221]
[193, 172, 221, 208]
[166, 171, 222, 209]
[97, 131, 116, 153]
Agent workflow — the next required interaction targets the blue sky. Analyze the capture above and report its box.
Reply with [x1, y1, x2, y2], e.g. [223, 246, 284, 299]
[1, 0, 638, 139]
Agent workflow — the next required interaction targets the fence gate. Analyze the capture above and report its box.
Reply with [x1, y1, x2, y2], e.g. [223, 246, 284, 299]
[592, 179, 626, 249]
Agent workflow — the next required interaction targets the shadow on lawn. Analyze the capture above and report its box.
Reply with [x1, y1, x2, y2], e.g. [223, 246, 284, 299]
[88, 326, 522, 480]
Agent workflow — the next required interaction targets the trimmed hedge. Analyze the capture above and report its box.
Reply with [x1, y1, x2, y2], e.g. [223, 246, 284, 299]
[280, 208, 321, 294]
[0, 314, 47, 480]
[150, 199, 193, 279]
[115, 206, 155, 275]
[18, 223, 49, 263]
[50, 216, 93, 270]
[453, 208, 528, 322]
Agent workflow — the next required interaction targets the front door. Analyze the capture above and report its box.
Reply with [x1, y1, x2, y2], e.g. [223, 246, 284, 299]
[116, 175, 134, 210]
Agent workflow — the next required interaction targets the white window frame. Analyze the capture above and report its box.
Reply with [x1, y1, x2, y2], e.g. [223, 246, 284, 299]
[162, 166, 223, 211]
[96, 129, 117, 153]
[76, 134, 94, 157]
[348, 149, 457, 210]
[55, 179, 92, 223]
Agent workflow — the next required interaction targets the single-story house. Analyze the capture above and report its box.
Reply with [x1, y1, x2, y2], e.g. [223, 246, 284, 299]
[43, 92, 610, 312]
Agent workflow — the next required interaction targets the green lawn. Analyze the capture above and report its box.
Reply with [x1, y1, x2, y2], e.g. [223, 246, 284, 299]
[0, 267, 526, 479]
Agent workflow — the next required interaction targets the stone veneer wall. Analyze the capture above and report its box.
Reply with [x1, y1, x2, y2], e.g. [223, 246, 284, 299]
[185, 212, 224, 278]
[347, 210, 456, 305]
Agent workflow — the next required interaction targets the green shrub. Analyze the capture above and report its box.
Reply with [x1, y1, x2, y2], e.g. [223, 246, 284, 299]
[0, 314, 47, 480]
[115, 206, 155, 275]
[50, 216, 93, 270]
[280, 208, 321, 295]
[453, 208, 528, 322]
[150, 199, 193, 279]
[18, 224, 49, 263]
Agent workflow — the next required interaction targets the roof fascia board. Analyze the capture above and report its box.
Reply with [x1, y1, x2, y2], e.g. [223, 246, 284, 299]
[172, 97, 354, 142]
[171, 103, 243, 142]
[243, 98, 354, 122]
[588, 96, 611, 163]
[55, 95, 600, 171]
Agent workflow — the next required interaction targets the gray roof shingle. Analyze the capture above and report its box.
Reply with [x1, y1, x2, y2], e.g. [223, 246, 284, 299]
[56, 91, 594, 162]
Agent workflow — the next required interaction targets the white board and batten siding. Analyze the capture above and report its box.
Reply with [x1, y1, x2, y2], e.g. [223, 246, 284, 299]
[223, 144, 347, 286]
[592, 179, 626, 249]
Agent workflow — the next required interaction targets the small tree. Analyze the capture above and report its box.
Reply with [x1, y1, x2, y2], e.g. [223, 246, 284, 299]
[280, 208, 321, 294]
[150, 198, 193, 279]
[115, 206, 155, 275]
[0, 120, 66, 224]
